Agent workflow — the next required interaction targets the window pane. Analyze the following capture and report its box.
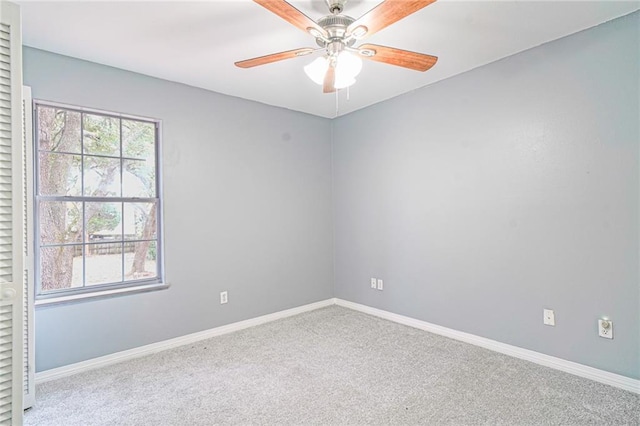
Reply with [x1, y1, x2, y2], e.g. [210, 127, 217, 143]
[36, 103, 161, 298]
[125, 241, 157, 281]
[37, 106, 81, 153]
[83, 114, 120, 156]
[84, 155, 121, 197]
[39, 201, 82, 245]
[123, 202, 156, 240]
[38, 152, 81, 196]
[123, 159, 155, 198]
[86, 202, 122, 242]
[85, 243, 124, 285]
[123, 119, 155, 161]
[40, 245, 83, 292]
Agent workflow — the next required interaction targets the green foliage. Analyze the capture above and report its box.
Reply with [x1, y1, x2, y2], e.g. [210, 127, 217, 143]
[87, 204, 121, 235]
[83, 114, 120, 156]
[123, 120, 155, 159]
[147, 241, 157, 261]
[123, 120, 156, 197]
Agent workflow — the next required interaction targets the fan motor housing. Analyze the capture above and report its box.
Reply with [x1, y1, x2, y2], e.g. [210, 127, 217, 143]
[316, 15, 356, 47]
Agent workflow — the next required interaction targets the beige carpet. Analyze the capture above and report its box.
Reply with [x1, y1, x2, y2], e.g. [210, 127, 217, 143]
[25, 306, 640, 425]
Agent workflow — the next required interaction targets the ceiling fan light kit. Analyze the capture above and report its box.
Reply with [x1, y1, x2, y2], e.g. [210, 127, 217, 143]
[304, 51, 362, 90]
[235, 0, 439, 94]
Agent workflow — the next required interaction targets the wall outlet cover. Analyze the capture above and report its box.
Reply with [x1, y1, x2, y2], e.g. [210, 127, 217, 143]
[220, 291, 228, 304]
[371, 278, 377, 289]
[543, 309, 555, 326]
[377, 279, 384, 291]
[598, 319, 613, 339]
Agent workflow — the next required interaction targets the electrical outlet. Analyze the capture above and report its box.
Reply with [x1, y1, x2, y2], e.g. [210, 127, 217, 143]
[543, 309, 555, 326]
[598, 319, 613, 339]
[371, 278, 377, 289]
[220, 291, 228, 304]
[377, 279, 383, 291]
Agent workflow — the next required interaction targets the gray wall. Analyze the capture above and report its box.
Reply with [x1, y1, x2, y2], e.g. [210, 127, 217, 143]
[24, 48, 334, 371]
[26, 11, 640, 380]
[332, 12, 639, 379]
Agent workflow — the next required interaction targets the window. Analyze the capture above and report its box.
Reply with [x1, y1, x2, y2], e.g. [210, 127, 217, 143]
[34, 102, 163, 300]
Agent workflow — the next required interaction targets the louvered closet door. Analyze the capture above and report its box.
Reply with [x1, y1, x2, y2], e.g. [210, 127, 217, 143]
[0, 2, 24, 425]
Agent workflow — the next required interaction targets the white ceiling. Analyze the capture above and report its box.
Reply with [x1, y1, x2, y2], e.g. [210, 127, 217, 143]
[18, 0, 639, 118]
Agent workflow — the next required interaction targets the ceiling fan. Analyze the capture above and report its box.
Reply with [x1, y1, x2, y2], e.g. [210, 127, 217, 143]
[235, 0, 438, 93]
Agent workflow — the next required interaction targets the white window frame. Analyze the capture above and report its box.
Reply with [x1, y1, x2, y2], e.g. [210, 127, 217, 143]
[33, 100, 166, 305]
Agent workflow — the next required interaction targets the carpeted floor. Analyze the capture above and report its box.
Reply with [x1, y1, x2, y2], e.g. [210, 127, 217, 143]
[25, 306, 639, 425]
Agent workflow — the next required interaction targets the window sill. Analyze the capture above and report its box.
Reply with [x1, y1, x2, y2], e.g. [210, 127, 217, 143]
[35, 282, 170, 307]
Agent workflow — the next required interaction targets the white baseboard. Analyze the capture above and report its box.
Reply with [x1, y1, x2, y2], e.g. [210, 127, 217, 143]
[334, 298, 640, 394]
[35, 298, 334, 384]
[36, 297, 639, 395]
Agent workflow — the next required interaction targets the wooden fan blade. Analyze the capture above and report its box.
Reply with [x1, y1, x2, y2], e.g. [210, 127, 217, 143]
[323, 64, 336, 93]
[254, 0, 327, 38]
[358, 44, 438, 72]
[235, 48, 315, 68]
[348, 0, 436, 39]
